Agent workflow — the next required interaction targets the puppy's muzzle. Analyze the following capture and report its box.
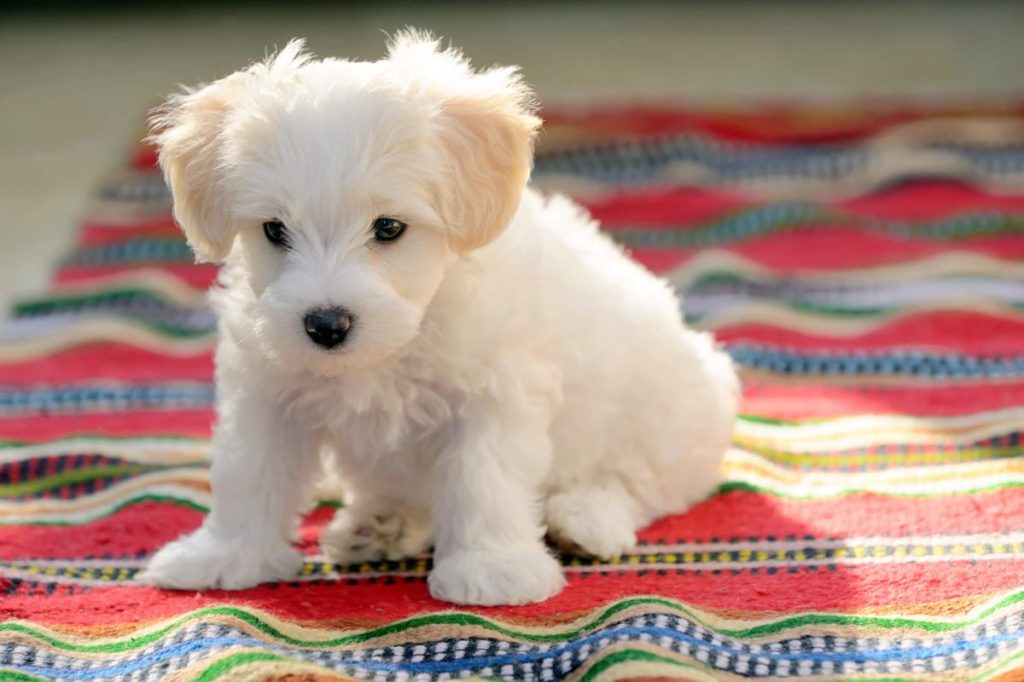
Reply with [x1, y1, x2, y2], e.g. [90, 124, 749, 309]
[303, 307, 354, 349]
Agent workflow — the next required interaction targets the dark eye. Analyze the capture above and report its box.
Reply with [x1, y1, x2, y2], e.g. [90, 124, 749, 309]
[263, 220, 290, 248]
[372, 217, 407, 242]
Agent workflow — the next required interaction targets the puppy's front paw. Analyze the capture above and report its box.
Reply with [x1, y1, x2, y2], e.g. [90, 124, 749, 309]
[141, 527, 302, 590]
[429, 546, 565, 605]
[321, 506, 432, 565]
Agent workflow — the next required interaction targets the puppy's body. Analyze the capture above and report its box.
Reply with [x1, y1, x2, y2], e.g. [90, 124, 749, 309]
[144, 34, 738, 605]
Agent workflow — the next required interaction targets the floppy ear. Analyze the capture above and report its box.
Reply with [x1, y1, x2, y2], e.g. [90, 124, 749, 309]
[388, 31, 542, 252]
[149, 73, 251, 263]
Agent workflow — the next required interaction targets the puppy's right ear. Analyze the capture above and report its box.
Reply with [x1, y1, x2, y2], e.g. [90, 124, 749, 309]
[149, 73, 250, 263]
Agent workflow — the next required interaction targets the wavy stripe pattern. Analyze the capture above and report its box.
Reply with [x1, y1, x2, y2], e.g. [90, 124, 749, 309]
[532, 132, 1024, 192]
[2, 346, 1021, 419]
[610, 205, 1024, 248]
[46, 273, 1024, 322]
[684, 275, 1024, 319]
[3, 102, 1024, 681]
[5, 591, 1024, 680]
[8, 445, 1024, 526]
[6, 530, 1024, 588]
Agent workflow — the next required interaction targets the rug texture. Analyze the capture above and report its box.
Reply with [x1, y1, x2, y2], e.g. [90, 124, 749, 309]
[2, 101, 1024, 681]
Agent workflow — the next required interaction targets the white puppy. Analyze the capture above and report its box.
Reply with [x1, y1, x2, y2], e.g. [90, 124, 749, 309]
[142, 32, 739, 605]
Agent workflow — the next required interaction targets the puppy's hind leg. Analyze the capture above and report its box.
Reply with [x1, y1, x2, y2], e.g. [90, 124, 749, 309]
[322, 499, 433, 565]
[545, 479, 643, 560]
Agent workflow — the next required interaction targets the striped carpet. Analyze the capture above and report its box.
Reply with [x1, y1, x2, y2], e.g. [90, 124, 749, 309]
[2, 100, 1024, 681]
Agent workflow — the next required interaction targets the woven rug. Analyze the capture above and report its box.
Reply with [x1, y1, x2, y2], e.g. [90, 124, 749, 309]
[2, 100, 1024, 681]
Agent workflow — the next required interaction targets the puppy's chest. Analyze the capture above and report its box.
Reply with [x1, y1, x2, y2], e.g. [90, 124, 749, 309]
[298, 368, 458, 466]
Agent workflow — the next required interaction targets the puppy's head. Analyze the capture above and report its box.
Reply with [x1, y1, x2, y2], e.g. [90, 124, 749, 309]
[152, 32, 540, 373]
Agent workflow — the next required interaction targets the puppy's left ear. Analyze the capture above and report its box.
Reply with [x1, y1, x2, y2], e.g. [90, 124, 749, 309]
[389, 32, 542, 253]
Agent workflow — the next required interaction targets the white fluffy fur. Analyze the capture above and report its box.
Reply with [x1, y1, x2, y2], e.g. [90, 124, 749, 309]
[142, 32, 739, 606]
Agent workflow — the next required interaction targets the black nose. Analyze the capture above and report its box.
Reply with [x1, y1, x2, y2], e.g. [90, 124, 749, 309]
[303, 307, 354, 349]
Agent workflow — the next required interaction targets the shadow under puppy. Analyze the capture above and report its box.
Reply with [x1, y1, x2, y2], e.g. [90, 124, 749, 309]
[142, 31, 739, 606]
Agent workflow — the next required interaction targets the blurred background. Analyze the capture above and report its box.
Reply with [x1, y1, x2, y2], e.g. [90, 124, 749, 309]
[2, 0, 1023, 311]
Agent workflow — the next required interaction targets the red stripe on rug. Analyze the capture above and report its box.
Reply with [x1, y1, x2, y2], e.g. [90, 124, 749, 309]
[585, 187, 752, 226]
[631, 229, 1024, 273]
[6, 489, 1018, 561]
[542, 102, 1024, 143]
[0, 503, 206, 560]
[0, 345, 213, 385]
[740, 381, 1024, 419]
[587, 182, 1024, 228]
[0, 410, 213, 442]
[55, 265, 218, 290]
[7, 559, 1023, 625]
[79, 220, 181, 247]
[641, 489, 1024, 543]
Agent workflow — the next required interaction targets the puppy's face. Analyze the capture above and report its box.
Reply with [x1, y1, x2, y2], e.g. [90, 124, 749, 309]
[229, 87, 451, 373]
[153, 34, 539, 374]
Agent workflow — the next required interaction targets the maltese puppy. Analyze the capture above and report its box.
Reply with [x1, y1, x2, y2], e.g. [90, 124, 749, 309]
[143, 31, 739, 605]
